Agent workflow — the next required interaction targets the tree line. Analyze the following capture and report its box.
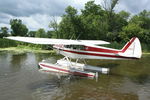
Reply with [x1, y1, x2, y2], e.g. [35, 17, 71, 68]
[0, 19, 52, 38]
[52, 1, 150, 44]
[0, 0, 150, 45]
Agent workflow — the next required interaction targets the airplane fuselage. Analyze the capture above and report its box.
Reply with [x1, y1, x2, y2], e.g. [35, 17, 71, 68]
[53, 37, 142, 60]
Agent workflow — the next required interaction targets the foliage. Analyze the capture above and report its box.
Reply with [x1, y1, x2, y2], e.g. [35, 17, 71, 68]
[52, 0, 150, 45]
[80, 1, 108, 40]
[35, 28, 47, 38]
[27, 31, 36, 37]
[119, 10, 150, 43]
[58, 6, 81, 39]
[46, 31, 53, 38]
[118, 10, 130, 20]
[10, 19, 28, 36]
[0, 38, 17, 48]
[55, 1, 129, 41]
[119, 23, 143, 42]
[0, 27, 9, 38]
[130, 10, 150, 29]
[49, 18, 59, 38]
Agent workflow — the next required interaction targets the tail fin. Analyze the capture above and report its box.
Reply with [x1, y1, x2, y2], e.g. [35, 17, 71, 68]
[119, 37, 142, 59]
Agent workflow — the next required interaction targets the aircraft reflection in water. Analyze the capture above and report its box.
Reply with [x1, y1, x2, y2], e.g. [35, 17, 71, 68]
[5, 37, 142, 79]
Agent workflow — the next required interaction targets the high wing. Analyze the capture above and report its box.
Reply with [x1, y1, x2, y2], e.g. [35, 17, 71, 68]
[4, 36, 110, 45]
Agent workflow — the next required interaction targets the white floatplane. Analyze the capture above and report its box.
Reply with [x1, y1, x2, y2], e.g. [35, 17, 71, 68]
[5, 37, 142, 79]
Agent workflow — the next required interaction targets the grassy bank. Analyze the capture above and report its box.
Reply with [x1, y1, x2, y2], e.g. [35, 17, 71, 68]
[0, 38, 51, 49]
[0, 38, 55, 54]
[0, 38, 17, 48]
[0, 46, 55, 54]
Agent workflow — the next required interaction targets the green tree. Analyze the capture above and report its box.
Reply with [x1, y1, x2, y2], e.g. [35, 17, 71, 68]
[123, 10, 150, 43]
[0, 27, 9, 38]
[118, 10, 130, 20]
[48, 0, 150, 45]
[80, 1, 108, 40]
[47, 31, 53, 38]
[35, 28, 46, 38]
[106, 11, 129, 42]
[130, 10, 150, 29]
[81, 1, 104, 16]
[58, 6, 82, 39]
[27, 31, 36, 37]
[10, 19, 28, 36]
[49, 18, 59, 38]
[103, 0, 119, 31]
[119, 23, 144, 42]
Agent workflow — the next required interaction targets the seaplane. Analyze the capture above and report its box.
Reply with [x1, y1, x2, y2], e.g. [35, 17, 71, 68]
[5, 36, 142, 79]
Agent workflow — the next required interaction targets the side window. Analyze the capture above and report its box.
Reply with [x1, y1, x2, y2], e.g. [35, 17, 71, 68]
[64, 45, 85, 50]
[78, 45, 85, 50]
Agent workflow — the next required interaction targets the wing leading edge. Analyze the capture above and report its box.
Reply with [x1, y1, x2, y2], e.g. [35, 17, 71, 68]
[4, 36, 110, 45]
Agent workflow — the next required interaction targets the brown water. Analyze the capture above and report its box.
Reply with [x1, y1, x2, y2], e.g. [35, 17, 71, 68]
[0, 52, 150, 100]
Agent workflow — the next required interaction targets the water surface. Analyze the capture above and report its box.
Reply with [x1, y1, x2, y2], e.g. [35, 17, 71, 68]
[0, 52, 150, 100]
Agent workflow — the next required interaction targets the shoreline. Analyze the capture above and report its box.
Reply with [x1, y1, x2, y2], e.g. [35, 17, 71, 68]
[0, 47, 149, 55]
[0, 47, 55, 54]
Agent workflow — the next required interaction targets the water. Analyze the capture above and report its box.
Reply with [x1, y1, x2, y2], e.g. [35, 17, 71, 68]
[0, 52, 150, 100]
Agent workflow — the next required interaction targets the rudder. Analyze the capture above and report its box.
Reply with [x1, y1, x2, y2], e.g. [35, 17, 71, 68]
[119, 37, 142, 59]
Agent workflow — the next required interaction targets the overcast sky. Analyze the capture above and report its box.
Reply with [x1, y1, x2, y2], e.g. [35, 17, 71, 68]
[0, 0, 150, 31]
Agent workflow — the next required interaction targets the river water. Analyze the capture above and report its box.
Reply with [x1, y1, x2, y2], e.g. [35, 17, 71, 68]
[0, 51, 150, 100]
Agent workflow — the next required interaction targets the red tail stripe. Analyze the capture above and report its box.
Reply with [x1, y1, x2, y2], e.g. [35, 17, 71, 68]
[121, 37, 136, 53]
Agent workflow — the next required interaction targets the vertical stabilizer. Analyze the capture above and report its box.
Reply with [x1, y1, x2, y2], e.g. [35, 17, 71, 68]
[119, 37, 142, 59]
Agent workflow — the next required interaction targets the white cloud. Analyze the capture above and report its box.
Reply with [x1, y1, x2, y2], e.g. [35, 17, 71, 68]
[0, 13, 62, 31]
[11, 14, 62, 31]
[0, 23, 10, 29]
[0, 0, 150, 31]
[115, 0, 150, 14]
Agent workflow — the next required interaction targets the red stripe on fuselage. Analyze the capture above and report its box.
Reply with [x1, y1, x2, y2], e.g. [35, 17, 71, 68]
[62, 49, 138, 59]
[40, 64, 95, 77]
[85, 46, 119, 53]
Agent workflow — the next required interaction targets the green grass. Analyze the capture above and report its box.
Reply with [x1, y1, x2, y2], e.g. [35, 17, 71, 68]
[0, 38, 53, 53]
[141, 43, 150, 53]
[0, 46, 55, 54]
[0, 38, 17, 48]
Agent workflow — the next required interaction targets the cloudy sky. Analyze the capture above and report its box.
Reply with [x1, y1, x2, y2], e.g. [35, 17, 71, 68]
[0, 0, 150, 31]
